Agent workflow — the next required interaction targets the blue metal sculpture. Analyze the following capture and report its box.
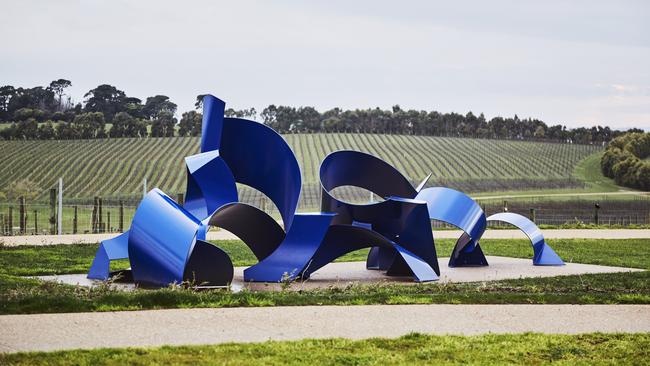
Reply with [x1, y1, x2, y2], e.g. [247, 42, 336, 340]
[415, 187, 489, 267]
[487, 212, 564, 265]
[88, 93, 563, 288]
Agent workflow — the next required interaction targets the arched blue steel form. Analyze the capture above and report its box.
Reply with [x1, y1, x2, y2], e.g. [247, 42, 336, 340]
[218, 117, 301, 231]
[304, 223, 438, 282]
[320, 150, 417, 216]
[486, 212, 564, 265]
[318, 150, 435, 273]
[244, 201, 439, 283]
[198, 95, 301, 230]
[245, 151, 440, 283]
[415, 187, 489, 267]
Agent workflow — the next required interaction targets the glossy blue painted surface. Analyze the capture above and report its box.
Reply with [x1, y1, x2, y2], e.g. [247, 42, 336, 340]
[244, 213, 336, 282]
[320, 150, 417, 204]
[128, 189, 203, 287]
[315, 150, 440, 279]
[87, 231, 129, 280]
[184, 150, 237, 221]
[200, 95, 225, 153]
[415, 187, 488, 267]
[245, 211, 439, 283]
[220, 117, 301, 231]
[416, 187, 486, 241]
[487, 212, 564, 266]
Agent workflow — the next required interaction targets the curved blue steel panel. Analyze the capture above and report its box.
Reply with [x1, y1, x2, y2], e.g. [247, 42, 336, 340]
[183, 239, 234, 286]
[128, 189, 203, 287]
[306, 224, 438, 282]
[415, 187, 486, 241]
[87, 231, 129, 280]
[415, 187, 488, 267]
[208, 202, 286, 261]
[487, 212, 564, 266]
[246, 197, 439, 283]
[318, 150, 440, 276]
[184, 150, 238, 221]
[244, 213, 336, 282]
[200, 95, 225, 153]
[219, 117, 301, 231]
[320, 150, 416, 202]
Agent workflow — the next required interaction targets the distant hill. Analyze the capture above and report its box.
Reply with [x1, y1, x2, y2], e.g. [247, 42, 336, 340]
[0, 134, 601, 208]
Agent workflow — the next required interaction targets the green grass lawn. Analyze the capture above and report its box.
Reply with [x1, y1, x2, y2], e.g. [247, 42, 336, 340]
[0, 238, 648, 314]
[2, 333, 648, 365]
[1, 238, 648, 276]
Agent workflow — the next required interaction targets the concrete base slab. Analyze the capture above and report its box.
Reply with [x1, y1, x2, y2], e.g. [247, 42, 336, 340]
[35, 256, 643, 292]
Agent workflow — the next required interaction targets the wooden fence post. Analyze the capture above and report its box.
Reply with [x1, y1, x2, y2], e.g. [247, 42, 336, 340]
[107, 211, 111, 233]
[177, 193, 184, 206]
[49, 188, 56, 234]
[34, 210, 38, 234]
[118, 201, 124, 232]
[529, 208, 536, 223]
[7, 207, 13, 235]
[73, 206, 78, 234]
[92, 197, 99, 233]
[98, 197, 104, 233]
[19, 196, 26, 234]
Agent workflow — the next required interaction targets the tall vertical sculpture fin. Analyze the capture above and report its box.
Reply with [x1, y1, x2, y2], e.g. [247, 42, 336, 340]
[200, 95, 225, 153]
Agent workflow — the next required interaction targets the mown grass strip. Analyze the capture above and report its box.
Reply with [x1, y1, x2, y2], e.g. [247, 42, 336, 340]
[1, 333, 648, 365]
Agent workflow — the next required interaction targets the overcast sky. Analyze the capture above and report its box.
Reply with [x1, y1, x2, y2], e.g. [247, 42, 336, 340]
[1, 0, 649, 130]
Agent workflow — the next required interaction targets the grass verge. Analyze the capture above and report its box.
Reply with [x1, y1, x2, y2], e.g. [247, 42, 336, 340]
[2, 238, 648, 276]
[0, 239, 647, 314]
[1, 333, 648, 365]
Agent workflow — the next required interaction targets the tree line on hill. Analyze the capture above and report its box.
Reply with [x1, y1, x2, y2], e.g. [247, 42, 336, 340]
[0, 80, 641, 143]
[601, 132, 650, 190]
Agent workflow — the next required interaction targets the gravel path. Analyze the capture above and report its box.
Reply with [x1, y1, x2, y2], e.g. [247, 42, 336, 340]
[3, 229, 650, 246]
[1, 305, 648, 353]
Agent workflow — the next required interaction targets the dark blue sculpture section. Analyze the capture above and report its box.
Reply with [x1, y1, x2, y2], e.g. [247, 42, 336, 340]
[88, 93, 564, 288]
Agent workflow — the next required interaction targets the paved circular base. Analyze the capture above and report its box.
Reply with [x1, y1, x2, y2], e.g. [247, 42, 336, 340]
[36, 256, 643, 292]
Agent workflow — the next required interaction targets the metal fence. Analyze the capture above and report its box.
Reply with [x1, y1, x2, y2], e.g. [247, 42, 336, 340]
[1, 186, 648, 236]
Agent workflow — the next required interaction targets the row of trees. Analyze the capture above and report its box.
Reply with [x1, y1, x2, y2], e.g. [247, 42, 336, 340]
[601, 132, 650, 190]
[259, 105, 628, 144]
[0, 81, 178, 123]
[0, 80, 641, 143]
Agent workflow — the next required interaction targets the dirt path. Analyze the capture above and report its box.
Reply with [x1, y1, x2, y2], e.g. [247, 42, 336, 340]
[1, 305, 648, 353]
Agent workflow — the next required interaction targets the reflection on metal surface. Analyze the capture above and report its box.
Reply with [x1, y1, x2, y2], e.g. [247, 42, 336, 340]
[487, 212, 564, 266]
